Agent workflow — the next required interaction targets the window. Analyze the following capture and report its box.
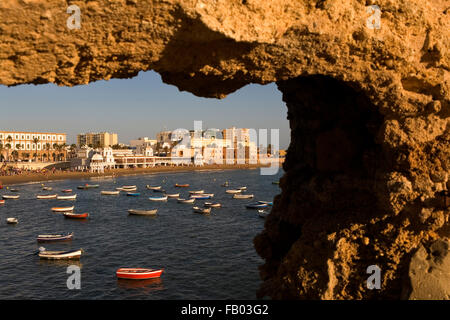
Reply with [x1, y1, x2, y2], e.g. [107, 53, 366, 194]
[26, 135, 30, 140]
[41, 135, 46, 141]
[26, 144, 30, 150]
[15, 134, 19, 139]
[52, 135, 56, 140]
[21, 135, 25, 140]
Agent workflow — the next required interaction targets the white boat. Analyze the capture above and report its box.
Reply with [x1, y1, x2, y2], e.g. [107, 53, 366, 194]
[42, 186, 53, 191]
[190, 194, 214, 199]
[57, 194, 77, 200]
[6, 217, 18, 224]
[165, 193, 180, 198]
[51, 206, 75, 212]
[37, 194, 57, 199]
[226, 189, 242, 194]
[233, 194, 254, 199]
[146, 185, 161, 190]
[149, 196, 168, 201]
[193, 207, 211, 214]
[128, 209, 158, 216]
[238, 187, 247, 190]
[189, 190, 204, 194]
[38, 248, 83, 260]
[258, 210, 269, 218]
[122, 185, 137, 189]
[101, 190, 120, 195]
[177, 198, 195, 204]
[204, 202, 221, 208]
[2, 195, 20, 199]
[116, 187, 137, 192]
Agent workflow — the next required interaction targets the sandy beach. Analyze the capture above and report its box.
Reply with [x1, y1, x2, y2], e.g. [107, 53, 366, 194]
[0, 164, 274, 186]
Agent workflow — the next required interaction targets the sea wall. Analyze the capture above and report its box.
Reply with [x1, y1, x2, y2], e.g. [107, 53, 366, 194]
[0, 0, 448, 299]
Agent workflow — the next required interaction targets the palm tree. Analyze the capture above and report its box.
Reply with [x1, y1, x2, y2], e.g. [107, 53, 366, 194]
[33, 137, 40, 162]
[0, 143, 4, 162]
[6, 135, 12, 162]
[46, 143, 51, 162]
[11, 150, 19, 161]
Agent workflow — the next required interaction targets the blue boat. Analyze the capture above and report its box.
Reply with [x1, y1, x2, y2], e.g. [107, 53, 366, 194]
[190, 194, 213, 200]
[246, 203, 268, 209]
[127, 192, 141, 197]
[258, 201, 273, 206]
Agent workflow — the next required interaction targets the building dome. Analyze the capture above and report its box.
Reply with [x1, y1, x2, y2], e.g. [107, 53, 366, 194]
[91, 154, 103, 161]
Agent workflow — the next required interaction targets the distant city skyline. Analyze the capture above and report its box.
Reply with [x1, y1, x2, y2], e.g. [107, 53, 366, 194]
[0, 71, 290, 149]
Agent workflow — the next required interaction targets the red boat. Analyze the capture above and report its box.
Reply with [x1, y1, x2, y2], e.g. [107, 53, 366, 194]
[0, 200, 5, 205]
[61, 189, 72, 193]
[116, 268, 164, 280]
[175, 184, 190, 188]
[63, 212, 89, 219]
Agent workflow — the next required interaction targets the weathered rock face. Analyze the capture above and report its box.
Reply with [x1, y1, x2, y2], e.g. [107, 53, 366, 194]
[0, 0, 449, 299]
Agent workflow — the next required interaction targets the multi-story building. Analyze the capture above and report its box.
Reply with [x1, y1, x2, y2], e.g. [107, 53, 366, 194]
[222, 127, 258, 164]
[76, 132, 118, 148]
[0, 130, 67, 162]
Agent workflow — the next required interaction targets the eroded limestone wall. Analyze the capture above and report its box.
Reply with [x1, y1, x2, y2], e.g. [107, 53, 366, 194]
[0, 0, 449, 299]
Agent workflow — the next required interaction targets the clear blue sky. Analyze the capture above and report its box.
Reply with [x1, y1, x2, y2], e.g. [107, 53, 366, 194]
[0, 71, 290, 149]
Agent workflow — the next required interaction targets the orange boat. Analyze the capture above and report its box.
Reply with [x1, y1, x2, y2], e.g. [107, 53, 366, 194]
[63, 212, 89, 219]
[0, 200, 5, 205]
[174, 184, 190, 188]
[116, 268, 164, 280]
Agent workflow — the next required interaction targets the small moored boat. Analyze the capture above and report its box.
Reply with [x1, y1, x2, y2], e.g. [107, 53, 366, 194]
[37, 233, 74, 242]
[226, 189, 242, 194]
[116, 268, 164, 280]
[238, 187, 247, 190]
[57, 194, 77, 200]
[0, 200, 5, 205]
[149, 196, 168, 201]
[61, 189, 72, 193]
[101, 190, 120, 195]
[246, 203, 268, 209]
[233, 194, 254, 199]
[204, 202, 221, 208]
[175, 184, 189, 188]
[63, 212, 89, 219]
[193, 207, 211, 214]
[6, 217, 18, 224]
[165, 193, 180, 198]
[38, 248, 83, 260]
[37, 194, 57, 199]
[51, 206, 75, 213]
[9, 188, 19, 192]
[77, 184, 99, 190]
[42, 186, 53, 191]
[2, 195, 20, 199]
[128, 209, 158, 216]
[221, 181, 230, 187]
[177, 198, 195, 204]
[258, 210, 269, 218]
[190, 194, 213, 199]
[189, 190, 204, 194]
[127, 192, 141, 197]
[258, 201, 273, 206]
[146, 185, 161, 190]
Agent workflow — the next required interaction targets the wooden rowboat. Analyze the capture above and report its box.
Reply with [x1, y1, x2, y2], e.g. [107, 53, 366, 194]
[246, 203, 268, 209]
[77, 184, 99, 189]
[146, 185, 161, 190]
[226, 189, 242, 194]
[42, 186, 53, 191]
[63, 212, 89, 219]
[0, 200, 5, 205]
[2, 195, 20, 199]
[37, 233, 74, 242]
[258, 210, 269, 218]
[177, 198, 195, 204]
[166, 193, 180, 198]
[193, 207, 211, 214]
[258, 201, 273, 205]
[204, 202, 222, 208]
[116, 268, 164, 280]
[61, 189, 73, 193]
[149, 196, 168, 201]
[128, 209, 158, 216]
[37, 194, 57, 199]
[51, 206, 75, 212]
[9, 188, 19, 192]
[233, 194, 254, 199]
[6, 217, 18, 224]
[101, 190, 120, 195]
[189, 190, 204, 194]
[175, 184, 189, 188]
[190, 194, 213, 199]
[57, 194, 77, 200]
[38, 248, 83, 260]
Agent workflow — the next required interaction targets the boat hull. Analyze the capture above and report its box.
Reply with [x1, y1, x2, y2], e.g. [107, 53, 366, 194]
[37, 194, 58, 199]
[51, 206, 75, 212]
[39, 249, 83, 260]
[116, 268, 164, 280]
[128, 209, 158, 216]
[37, 233, 74, 242]
[64, 213, 89, 219]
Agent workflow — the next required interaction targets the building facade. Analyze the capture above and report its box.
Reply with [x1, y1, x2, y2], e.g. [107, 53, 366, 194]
[0, 130, 67, 162]
[77, 132, 118, 148]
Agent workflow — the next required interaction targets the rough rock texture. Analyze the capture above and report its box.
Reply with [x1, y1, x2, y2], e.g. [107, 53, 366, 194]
[0, 0, 449, 299]
[404, 239, 450, 299]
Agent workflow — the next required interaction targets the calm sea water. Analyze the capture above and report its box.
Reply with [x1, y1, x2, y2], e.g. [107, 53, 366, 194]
[0, 168, 282, 299]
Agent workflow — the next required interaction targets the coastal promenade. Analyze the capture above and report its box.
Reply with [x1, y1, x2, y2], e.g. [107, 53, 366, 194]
[0, 163, 278, 186]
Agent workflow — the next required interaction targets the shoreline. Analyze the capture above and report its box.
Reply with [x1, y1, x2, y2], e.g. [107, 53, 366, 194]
[0, 164, 274, 186]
